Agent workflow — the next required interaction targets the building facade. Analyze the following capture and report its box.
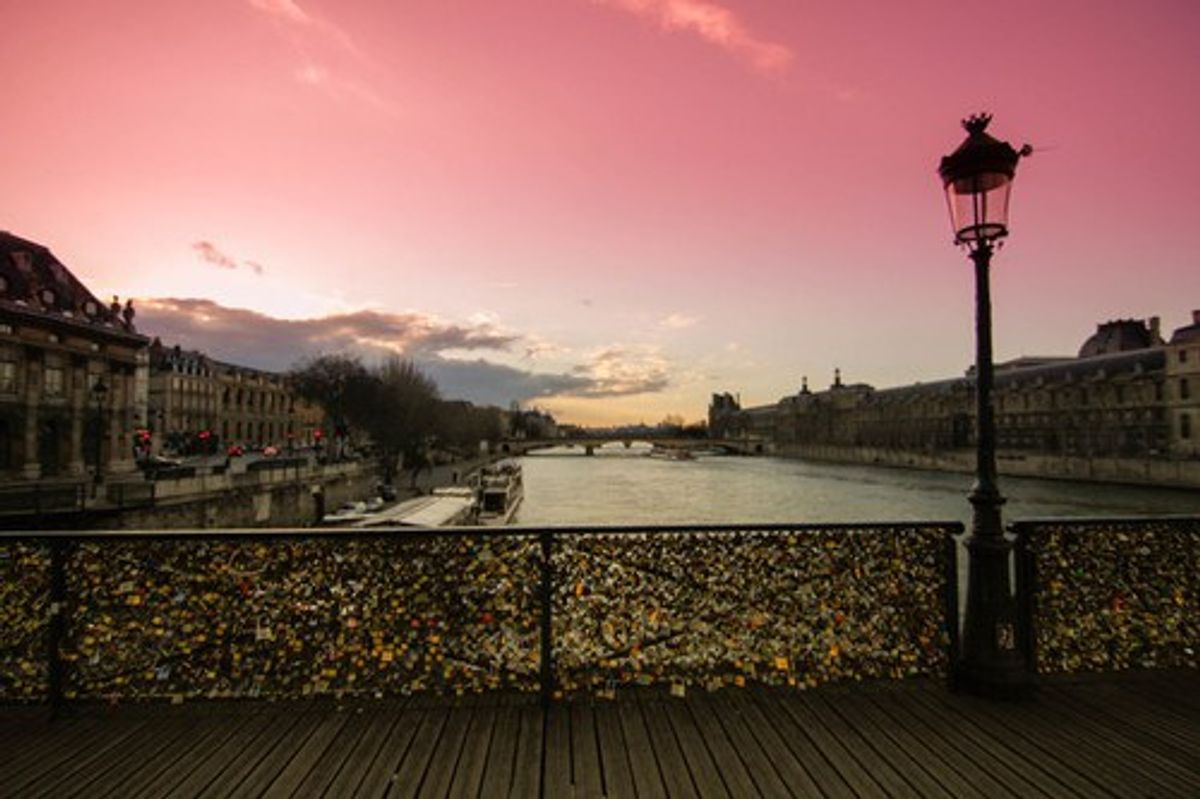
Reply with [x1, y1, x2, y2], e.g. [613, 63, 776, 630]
[0, 232, 149, 482]
[148, 340, 325, 455]
[710, 314, 1200, 484]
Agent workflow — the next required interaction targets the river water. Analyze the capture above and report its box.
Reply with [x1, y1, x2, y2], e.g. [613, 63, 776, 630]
[514, 443, 1200, 526]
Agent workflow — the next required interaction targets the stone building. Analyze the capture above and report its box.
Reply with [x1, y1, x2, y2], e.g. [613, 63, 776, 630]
[1166, 312, 1200, 458]
[148, 340, 324, 454]
[710, 314, 1200, 485]
[0, 232, 148, 482]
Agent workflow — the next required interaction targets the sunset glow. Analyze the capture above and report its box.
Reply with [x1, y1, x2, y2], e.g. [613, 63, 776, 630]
[3, 0, 1199, 425]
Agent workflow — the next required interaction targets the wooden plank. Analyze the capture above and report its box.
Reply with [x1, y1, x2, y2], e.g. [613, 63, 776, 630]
[776, 691, 886, 798]
[826, 691, 955, 799]
[747, 688, 853, 799]
[23, 719, 149, 799]
[1128, 671, 1200, 716]
[153, 709, 283, 799]
[638, 695, 698, 799]
[506, 702, 544, 799]
[414, 701, 474, 798]
[0, 717, 105, 791]
[661, 697, 729, 799]
[477, 698, 521, 798]
[570, 702, 605, 798]
[258, 710, 349, 799]
[855, 692, 999, 799]
[351, 703, 428, 798]
[730, 690, 821, 798]
[448, 700, 498, 798]
[210, 710, 323, 799]
[117, 713, 245, 799]
[184, 710, 307, 799]
[1046, 682, 1200, 768]
[994, 687, 1200, 797]
[798, 692, 916, 798]
[887, 690, 1054, 798]
[542, 703, 572, 799]
[684, 691, 757, 798]
[594, 700, 637, 799]
[288, 707, 381, 798]
[63, 715, 196, 798]
[385, 703, 451, 799]
[1115, 677, 1200, 743]
[705, 690, 792, 798]
[618, 693, 667, 799]
[927, 691, 1114, 798]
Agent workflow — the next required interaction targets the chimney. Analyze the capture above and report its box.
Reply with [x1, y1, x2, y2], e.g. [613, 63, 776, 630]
[1193, 309, 1200, 325]
[1149, 316, 1161, 344]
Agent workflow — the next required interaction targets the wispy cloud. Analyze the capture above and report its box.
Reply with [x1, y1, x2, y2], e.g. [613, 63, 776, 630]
[595, 0, 793, 72]
[192, 241, 264, 275]
[659, 312, 700, 330]
[249, 0, 311, 26]
[249, 0, 361, 57]
[249, 0, 396, 115]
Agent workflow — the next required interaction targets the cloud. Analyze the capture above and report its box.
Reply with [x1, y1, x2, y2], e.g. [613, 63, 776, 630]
[249, 0, 312, 26]
[249, 0, 361, 56]
[137, 298, 516, 369]
[570, 345, 671, 397]
[191, 241, 265, 275]
[135, 298, 673, 405]
[660, 312, 699, 330]
[595, 0, 793, 72]
[249, 0, 396, 115]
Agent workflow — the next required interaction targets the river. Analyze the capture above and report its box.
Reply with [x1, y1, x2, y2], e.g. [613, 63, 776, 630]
[513, 443, 1200, 526]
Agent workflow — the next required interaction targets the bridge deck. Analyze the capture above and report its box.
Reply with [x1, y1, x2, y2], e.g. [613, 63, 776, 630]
[3, 671, 1198, 798]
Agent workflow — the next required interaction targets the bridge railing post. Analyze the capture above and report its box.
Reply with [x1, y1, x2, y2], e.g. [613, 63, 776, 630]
[539, 530, 554, 706]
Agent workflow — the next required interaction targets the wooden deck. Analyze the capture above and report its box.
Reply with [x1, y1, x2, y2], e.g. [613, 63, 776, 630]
[2, 671, 1198, 798]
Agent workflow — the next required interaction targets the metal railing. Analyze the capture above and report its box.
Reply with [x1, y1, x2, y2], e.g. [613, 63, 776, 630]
[1014, 516, 1200, 674]
[0, 522, 960, 712]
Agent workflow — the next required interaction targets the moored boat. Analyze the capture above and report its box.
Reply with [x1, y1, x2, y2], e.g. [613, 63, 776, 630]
[477, 460, 523, 525]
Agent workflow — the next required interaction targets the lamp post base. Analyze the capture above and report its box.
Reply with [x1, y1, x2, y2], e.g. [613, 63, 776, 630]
[955, 528, 1036, 701]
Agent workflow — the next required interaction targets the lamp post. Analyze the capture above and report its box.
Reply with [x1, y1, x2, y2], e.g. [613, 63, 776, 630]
[90, 378, 108, 498]
[938, 113, 1033, 698]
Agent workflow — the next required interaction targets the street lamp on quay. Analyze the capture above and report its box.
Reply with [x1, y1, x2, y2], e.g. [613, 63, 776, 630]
[938, 113, 1033, 699]
[90, 377, 108, 498]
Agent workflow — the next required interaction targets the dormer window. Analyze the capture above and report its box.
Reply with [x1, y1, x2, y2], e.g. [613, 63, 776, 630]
[83, 300, 99, 318]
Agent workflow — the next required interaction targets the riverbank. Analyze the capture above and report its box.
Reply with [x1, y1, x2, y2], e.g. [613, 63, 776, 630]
[774, 442, 1200, 491]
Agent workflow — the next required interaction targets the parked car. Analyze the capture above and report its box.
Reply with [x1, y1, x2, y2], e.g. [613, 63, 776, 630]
[226, 445, 245, 457]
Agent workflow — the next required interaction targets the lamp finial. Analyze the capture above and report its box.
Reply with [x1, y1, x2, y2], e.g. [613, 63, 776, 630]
[962, 113, 993, 135]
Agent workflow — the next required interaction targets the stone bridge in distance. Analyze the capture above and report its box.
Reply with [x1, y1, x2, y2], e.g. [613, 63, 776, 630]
[495, 437, 770, 456]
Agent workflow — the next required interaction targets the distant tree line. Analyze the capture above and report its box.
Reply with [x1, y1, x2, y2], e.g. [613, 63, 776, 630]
[288, 354, 503, 483]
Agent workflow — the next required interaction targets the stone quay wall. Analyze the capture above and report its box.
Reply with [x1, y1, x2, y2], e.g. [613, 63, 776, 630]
[776, 443, 1200, 489]
[108, 460, 378, 529]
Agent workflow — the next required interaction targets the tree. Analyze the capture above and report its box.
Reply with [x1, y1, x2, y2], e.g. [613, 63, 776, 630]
[371, 356, 441, 484]
[289, 354, 441, 483]
[288, 354, 374, 456]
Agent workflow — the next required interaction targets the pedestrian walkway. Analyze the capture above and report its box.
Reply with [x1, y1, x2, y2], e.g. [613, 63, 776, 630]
[3, 671, 1198, 797]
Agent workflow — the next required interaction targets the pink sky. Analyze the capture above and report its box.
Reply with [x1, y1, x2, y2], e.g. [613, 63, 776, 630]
[3, 0, 1199, 425]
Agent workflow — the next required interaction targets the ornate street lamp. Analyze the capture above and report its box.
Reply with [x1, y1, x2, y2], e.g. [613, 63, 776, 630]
[90, 378, 108, 497]
[938, 113, 1032, 698]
